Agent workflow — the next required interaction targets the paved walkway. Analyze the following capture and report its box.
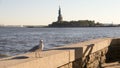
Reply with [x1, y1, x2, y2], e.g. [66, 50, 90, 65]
[102, 62, 120, 68]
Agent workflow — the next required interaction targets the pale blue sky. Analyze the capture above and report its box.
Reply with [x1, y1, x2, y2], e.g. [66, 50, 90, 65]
[0, 0, 120, 25]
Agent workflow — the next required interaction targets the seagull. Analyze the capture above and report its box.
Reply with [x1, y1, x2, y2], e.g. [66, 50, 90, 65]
[29, 40, 44, 58]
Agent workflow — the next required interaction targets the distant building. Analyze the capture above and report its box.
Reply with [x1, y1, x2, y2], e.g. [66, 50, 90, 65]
[57, 6, 63, 23]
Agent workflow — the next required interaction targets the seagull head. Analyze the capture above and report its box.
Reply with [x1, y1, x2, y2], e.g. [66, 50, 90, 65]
[40, 40, 43, 44]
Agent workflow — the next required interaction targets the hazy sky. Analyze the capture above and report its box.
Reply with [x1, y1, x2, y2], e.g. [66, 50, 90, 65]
[0, 0, 120, 25]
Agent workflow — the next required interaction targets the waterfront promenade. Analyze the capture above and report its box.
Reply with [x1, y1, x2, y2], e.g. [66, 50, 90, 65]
[0, 38, 120, 68]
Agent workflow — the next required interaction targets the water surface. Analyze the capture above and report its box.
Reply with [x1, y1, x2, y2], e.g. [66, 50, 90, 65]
[0, 27, 120, 56]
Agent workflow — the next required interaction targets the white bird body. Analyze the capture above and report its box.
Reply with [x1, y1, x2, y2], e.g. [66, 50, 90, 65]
[39, 40, 44, 51]
[29, 40, 44, 58]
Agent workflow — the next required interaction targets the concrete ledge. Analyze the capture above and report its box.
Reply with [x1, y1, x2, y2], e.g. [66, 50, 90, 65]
[0, 38, 113, 68]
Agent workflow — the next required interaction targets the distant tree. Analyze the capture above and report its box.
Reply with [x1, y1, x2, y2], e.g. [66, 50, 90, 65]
[48, 20, 96, 27]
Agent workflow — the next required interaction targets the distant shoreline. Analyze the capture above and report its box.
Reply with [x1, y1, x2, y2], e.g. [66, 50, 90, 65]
[0, 25, 120, 28]
[25, 26, 120, 28]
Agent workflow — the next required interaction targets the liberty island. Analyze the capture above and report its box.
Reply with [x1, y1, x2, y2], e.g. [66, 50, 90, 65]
[48, 6, 119, 27]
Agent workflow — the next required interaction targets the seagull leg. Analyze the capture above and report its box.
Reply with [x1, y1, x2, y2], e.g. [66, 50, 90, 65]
[39, 52, 41, 58]
[35, 52, 37, 58]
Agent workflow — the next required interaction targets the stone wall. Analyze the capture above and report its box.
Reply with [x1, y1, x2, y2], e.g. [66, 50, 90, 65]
[106, 38, 120, 63]
[0, 38, 116, 68]
[57, 38, 112, 68]
[58, 46, 109, 68]
[81, 47, 108, 68]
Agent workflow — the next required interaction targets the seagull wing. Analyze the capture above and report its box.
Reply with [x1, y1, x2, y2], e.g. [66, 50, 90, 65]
[29, 45, 39, 52]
